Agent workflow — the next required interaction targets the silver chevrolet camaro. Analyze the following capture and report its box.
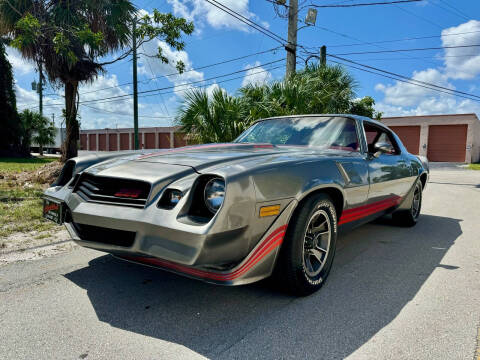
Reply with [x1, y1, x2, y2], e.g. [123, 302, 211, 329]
[43, 115, 429, 296]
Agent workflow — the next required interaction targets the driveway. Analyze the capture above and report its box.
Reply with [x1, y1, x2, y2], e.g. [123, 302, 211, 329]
[1, 168, 479, 360]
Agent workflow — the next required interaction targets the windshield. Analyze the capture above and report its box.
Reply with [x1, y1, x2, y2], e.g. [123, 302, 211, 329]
[234, 116, 359, 151]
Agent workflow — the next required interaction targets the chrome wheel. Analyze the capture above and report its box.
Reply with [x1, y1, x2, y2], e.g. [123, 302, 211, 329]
[302, 209, 331, 278]
[412, 183, 421, 219]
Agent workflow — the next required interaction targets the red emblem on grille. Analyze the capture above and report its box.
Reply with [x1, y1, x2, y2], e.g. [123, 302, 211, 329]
[114, 188, 142, 198]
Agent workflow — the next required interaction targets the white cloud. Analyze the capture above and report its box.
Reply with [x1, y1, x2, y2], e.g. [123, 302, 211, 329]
[206, 82, 220, 98]
[241, 61, 272, 87]
[377, 97, 480, 117]
[7, 47, 35, 75]
[441, 20, 480, 80]
[137, 39, 204, 97]
[375, 68, 452, 107]
[374, 20, 480, 118]
[166, 0, 267, 32]
[16, 75, 175, 130]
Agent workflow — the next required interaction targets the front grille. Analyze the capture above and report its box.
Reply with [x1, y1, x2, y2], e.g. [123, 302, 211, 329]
[74, 173, 151, 208]
[71, 222, 136, 247]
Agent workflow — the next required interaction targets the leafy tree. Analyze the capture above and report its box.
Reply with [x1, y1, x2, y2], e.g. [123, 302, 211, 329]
[349, 96, 383, 120]
[0, 38, 20, 152]
[177, 87, 247, 143]
[32, 116, 56, 156]
[0, 1, 194, 160]
[177, 63, 382, 143]
[240, 63, 358, 121]
[18, 109, 55, 155]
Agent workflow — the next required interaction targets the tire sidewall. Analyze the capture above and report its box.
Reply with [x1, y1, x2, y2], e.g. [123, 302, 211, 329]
[411, 181, 422, 221]
[289, 195, 338, 293]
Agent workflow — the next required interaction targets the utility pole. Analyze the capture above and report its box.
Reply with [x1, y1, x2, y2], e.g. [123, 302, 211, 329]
[132, 19, 139, 150]
[39, 62, 43, 117]
[286, 0, 298, 78]
[320, 45, 327, 66]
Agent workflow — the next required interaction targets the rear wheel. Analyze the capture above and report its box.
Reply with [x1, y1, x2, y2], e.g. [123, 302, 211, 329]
[275, 193, 337, 296]
[393, 180, 422, 227]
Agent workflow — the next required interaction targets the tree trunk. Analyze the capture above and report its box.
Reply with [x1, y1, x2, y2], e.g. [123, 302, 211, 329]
[63, 81, 79, 161]
[39, 145, 43, 156]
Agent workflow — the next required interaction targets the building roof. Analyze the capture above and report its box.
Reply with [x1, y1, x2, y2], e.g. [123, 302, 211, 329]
[382, 113, 479, 121]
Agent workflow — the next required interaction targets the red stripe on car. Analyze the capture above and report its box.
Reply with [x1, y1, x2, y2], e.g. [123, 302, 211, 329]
[122, 224, 287, 281]
[339, 196, 402, 225]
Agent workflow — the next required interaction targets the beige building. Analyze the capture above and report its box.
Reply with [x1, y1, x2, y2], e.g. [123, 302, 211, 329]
[79, 126, 188, 151]
[382, 113, 480, 163]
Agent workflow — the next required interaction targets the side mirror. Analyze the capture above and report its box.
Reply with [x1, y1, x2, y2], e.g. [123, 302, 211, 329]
[373, 142, 394, 157]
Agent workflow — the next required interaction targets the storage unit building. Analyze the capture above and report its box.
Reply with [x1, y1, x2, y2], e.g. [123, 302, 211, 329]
[382, 114, 480, 163]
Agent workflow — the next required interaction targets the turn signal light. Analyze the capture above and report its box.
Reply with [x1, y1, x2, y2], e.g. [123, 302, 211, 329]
[260, 205, 281, 217]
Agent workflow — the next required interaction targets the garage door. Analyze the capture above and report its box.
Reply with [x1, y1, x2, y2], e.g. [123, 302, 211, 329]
[390, 126, 420, 155]
[427, 125, 467, 162]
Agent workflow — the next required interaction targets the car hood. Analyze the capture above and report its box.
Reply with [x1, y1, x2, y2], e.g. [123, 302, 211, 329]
[126, 143, 357, 172]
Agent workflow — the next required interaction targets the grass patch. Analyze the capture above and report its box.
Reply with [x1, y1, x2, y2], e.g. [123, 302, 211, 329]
[0, 157, 58, 174]
[0, 182, 58, 238]
[468, 163, 480, 170]
[0, 157, 62, 239]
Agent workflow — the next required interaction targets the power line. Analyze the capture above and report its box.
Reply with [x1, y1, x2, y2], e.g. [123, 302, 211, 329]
[204, 0, 287, 45]
[327, 30, 480, 48]
[329, 58, 480, 103]
[80, 103, 174, 119]
[80, 59, 284, 105]
[346, 54, 480, 61]
[332, 44, 480, 55]
[438, 0, 470, 20]
[27, 60, 285, 108]
[392, 2, 443, 29]
[79, 46, 282, 96]
[430, 0, 469, 21]
[309, 0, 423, 8]
[327, 54, 480, 102]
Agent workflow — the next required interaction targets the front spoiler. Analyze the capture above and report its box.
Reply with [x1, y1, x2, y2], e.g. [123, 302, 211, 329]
[115, 225, 287, 286]
[66, 201, 295, 285]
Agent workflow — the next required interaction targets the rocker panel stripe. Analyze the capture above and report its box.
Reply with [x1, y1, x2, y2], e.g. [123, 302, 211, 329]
[339, 195, 402, 225]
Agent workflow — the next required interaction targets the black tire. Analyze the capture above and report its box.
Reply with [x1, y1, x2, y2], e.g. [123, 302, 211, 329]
[393, 180, 422, 227]
[275, 193, 337, 296]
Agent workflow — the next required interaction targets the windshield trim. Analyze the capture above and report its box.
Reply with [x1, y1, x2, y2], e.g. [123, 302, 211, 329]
[234, 115, 363, 152]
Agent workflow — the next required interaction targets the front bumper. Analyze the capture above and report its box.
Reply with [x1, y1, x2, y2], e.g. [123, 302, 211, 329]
[60, 190, 296, 285]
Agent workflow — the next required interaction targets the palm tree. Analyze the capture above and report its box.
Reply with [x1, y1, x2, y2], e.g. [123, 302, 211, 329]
[0, 38, 19, 153]
[177, 63, 381, 145]
[32, 116, 56, 156]
[0, 1, 193, 160]
[240, 63, 358, 123]
[177, 87, 247, 143]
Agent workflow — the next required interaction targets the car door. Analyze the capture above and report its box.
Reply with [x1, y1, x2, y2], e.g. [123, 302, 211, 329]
[363, 121, 411, 204]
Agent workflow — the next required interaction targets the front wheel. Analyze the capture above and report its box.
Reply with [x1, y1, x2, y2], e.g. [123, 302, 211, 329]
[275, 193, 337, 296]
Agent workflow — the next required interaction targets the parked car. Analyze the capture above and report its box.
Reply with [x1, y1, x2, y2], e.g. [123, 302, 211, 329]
[43, 115, 429, 295]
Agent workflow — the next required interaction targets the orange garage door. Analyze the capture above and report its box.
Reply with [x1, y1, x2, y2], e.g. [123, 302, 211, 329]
[390, 126, 420, 155]
[427, 125, 467, 162]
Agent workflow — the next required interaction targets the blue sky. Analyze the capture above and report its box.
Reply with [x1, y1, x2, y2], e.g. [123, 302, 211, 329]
[7, 0, 480, 130]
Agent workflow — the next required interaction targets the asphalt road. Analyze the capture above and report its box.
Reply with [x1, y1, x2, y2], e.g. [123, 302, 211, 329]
[1, 167, 479, 360]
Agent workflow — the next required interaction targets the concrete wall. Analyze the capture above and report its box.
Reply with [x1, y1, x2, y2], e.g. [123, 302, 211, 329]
[382, 114, 480, 163]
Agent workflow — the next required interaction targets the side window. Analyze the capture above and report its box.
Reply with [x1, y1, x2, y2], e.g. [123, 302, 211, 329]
[363, 122, 399, 155]
[329, 118, 360, 152]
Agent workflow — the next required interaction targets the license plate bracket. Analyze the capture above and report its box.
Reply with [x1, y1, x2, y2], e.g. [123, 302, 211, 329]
[42, 198, 64, 225]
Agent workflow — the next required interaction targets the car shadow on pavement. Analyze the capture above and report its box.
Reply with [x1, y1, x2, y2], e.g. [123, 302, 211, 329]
[64, 214, 462, 359]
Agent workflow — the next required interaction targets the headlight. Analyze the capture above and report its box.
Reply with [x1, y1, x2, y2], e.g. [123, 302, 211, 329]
[204, 178, 225, 213]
